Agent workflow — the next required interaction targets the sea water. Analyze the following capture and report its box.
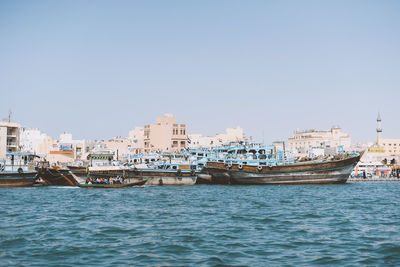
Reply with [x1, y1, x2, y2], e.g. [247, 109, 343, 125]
[1, 182, 399, 266]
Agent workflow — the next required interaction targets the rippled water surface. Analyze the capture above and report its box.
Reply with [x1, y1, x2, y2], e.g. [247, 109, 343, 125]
[1, 182, 400, 266]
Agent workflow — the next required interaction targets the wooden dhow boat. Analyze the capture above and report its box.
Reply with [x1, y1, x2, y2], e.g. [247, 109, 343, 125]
[77, 179, 147, 188]
[202, 151, 364, 185]
[90, 155, 198, 186]
[90, 167, 197, 186]
[0, 152, 39, 187]
[36, 161, 78, 186]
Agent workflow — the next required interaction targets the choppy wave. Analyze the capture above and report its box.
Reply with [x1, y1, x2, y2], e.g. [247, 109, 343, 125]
[1, 182, 400, 266]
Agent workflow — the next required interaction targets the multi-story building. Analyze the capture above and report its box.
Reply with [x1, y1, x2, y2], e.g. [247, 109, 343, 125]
[288, 127, 351, 157]
[128, 127, 145, 154]
[143, 114, 188, 152]
[380, 139, 400, 161]
[19, 127, 52, 156]
[45, 132, 94, 164]
[105, 137, 135, 159]
[0, 121, 21, 159]
[188, 127, 247, 148]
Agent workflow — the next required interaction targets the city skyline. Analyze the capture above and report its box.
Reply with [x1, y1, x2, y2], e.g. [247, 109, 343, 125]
[1, 1, 399, 144]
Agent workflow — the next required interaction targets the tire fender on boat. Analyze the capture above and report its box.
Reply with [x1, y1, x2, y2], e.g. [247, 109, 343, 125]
[226, 162, 232, 169]
[238, 164, 243, 170]
[18, 168, 23, 174]
[257, 165, 263, 172]
[268, 164, 273, 170]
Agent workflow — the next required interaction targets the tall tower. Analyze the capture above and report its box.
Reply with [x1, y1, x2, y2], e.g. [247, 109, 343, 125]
[376, 112, 382, 145]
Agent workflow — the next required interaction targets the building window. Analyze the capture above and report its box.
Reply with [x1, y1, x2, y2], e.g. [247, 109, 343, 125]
[180, 141, 185, 146]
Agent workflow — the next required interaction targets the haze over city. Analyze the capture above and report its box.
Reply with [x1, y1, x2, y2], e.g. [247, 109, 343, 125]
[1, 0, 399, 143]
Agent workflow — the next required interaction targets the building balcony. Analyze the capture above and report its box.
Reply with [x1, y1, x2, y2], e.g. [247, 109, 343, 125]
[7, 143, 17, 148]
[7, 134, 17, 138]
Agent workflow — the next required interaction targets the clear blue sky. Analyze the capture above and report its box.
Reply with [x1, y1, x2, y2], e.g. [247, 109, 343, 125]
[1, 0, 399, 143]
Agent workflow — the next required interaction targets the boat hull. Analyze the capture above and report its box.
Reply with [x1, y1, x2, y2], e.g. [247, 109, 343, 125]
[37, 167, 78, 186]
[67, 166, 88, 184]
[195, 173, 213, 184]
[203, 153, 362, 185]
[144, 176, 197, 186]
[91, 169, 197, 186]
[0, 171, 37, 187]
[78, 180, 147, 188]
[127, 169, 197, 186]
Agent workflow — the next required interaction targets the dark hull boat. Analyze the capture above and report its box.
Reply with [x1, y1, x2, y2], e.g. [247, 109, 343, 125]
[67, 166, 88, 183]
[0, 171, 38, 187]
[135, 169, 197, 186]
[36, 163, 78, 186]
[78, 180, 147, 188]
[90, 168, 197, 186]
[202, 152, 363, 185]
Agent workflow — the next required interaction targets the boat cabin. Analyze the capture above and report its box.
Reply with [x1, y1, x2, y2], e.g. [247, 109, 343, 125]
[0, 152, 39, 172]
[88, 151, 116, 167]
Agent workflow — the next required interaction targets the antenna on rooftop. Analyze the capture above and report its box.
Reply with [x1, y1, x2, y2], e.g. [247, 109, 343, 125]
[8, 109, 12, 122]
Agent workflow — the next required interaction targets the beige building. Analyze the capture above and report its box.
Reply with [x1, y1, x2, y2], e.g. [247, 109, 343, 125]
[288, 127, 352, 157]
[105, 137, 135, 159]
[143, 114, 188, 152]
[377, 139, 400, 169]
[188, 126, 247, 148]
[45, 133, 94, 165]
[380, 139, 400, 158]
[0, 121, 21, 159]
[369, 113, 400, 166]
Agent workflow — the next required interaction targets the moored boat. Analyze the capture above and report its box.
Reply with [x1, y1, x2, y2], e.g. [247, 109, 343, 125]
[66, 165, 88, 184]
[0, 152, 39, 187]
[134, 169, 197, 186]
[0, 171, 38, 187]
[91, 167, 197, 186]
[36, 161, 78, 186]
[78, 179, 147, 188]
[90, 153, 198, 186]
[202, 151, 364, 185]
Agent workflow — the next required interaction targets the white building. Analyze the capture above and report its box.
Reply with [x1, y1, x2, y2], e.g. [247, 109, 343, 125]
[188, 126, 247, 148]
[19, 128, 51, 156]
[288, 127, 351, 157]
[128, 126, 145, 154]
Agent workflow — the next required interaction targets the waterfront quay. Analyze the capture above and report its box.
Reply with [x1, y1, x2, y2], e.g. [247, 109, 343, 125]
[349, 176, 400, 182]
